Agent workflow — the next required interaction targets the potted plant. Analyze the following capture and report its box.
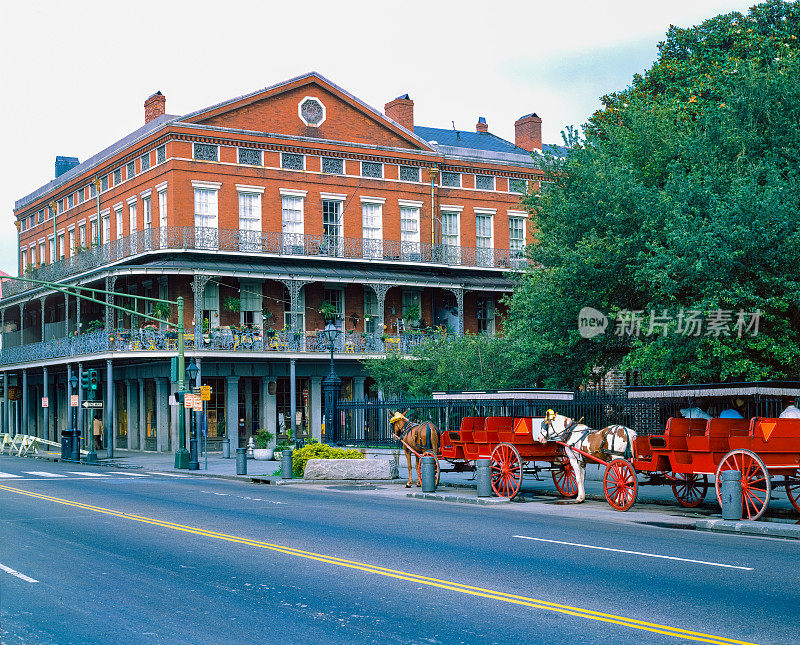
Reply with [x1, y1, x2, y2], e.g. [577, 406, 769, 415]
[404, 304, 421, 329]
[86, 319, 104, 333]
[223, 296, 241, 313]
[319, 300, 337, 323]
[164, 326, 178, 339]
[152, 302, 170, 321]
[253, 428, 275, 460]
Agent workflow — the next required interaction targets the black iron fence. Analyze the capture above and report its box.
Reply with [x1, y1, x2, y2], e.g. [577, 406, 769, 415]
[331, 387, 798, 448]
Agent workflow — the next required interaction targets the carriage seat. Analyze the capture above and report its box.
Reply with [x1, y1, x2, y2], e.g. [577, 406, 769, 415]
[686, 418, 749, 452]
[729, 417, 800, 454]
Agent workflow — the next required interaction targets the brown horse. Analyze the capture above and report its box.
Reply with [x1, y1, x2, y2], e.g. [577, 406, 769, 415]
[389, 410, 440, 487]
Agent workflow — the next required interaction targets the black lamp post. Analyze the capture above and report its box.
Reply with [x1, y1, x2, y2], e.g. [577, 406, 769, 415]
[320, 321, 342, 444]
[186, 358, 199, 470]
[69, 373, 79, 461]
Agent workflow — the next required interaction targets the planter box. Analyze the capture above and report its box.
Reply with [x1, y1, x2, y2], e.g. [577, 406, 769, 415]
[304, 458, 398, 480]
[253, 448, 274, 461]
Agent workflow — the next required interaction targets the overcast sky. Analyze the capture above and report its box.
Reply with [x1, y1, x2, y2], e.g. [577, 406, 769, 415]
[0, 0, 756, 276]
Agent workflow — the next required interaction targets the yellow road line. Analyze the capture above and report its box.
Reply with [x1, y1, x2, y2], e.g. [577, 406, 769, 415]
[0, 483, 756, 645]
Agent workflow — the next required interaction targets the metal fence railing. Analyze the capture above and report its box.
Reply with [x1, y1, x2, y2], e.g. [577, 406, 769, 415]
[331, 387, 800, 448]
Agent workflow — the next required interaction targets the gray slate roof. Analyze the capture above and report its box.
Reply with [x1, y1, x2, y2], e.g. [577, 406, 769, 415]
[15, 114, 179, 211]
[414, 125, 567, 159]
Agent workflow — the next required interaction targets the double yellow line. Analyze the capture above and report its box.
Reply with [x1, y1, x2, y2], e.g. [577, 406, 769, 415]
[0, 483, 755, 644]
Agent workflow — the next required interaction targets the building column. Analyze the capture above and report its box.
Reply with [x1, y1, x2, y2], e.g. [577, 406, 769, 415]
[3, 373, 8, 435]
[244, 377, 253, 442]
[192, 274, 211, 341]
[138, 379, 146, 450]
[43, 367, 49, 442]
[169, 380, 181, 452]
[18, 304, 24, 347]
[225, 376, 240, 451]
[280, 279, 309, 340]
[40, 297, 46, 342]
[66, 364, 73, 440]
[105, 276, 117, 333]
[367, 283, 389, 336]
[310, 376, 322, 441]
[289, 358, 297, 437]
[262, 378, 276, 442]
[444, 287, 464, 335]
[105, 359, 114, 457]
[156, 377, 170, 452]
[22, 369, 28, 435]
[126, 380, 139, 450]
[64, 292, 70, 337]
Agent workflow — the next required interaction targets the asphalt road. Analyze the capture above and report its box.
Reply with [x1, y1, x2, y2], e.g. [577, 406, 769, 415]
[1, 456, 799, 645]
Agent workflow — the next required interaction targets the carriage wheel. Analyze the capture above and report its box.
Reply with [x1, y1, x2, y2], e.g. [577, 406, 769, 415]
[490, 443, 523, 499]
[670, 473, 709, 508]
[415, 451, 441, 488]
[603, 459, 638, 511]
[784, 471, 800, 515]
[715, 449, 770, 520]
[551, 454, 578, 498]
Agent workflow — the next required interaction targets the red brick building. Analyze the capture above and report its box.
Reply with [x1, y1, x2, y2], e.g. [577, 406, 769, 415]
[2, 72, 548, 453]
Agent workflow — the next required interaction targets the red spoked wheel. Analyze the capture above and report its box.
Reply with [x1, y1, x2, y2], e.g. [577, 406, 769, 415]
[603, 459, 638, 511]
[715, 449, 770, 520]
[670, 473, 709, 508]
[415, 451, 441, 487]
[784, 471, 800, 515]
[491, 443, 523, 499]
[551, 454, 578, 498]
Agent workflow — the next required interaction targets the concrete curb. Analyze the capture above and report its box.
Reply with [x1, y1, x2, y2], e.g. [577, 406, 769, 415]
[696, 518, 800, 539]
[407, 491, 510, 505]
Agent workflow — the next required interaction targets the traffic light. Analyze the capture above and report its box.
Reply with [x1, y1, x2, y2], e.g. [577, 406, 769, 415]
[88, 370, 98, 400]
[81, 370, 90, 390]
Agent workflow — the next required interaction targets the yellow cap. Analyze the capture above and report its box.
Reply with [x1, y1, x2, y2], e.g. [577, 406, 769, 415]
[389, 412, 406, 425]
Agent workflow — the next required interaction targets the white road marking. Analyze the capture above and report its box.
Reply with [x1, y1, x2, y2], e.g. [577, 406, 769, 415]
[0, 563, 39, 583]
[0, 472, 22, 478]
[66, 472, 109, 477]
[512, 535, 754, 571]
[23, 472, 67, 478]
[150, 472, 191, 478]
[108, 472, 149, 477]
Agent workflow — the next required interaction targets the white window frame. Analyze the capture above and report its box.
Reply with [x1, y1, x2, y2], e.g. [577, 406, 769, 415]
[157, 182, 168, 247]
[236, 184, 264, 250]
[321, 192, 346, 257]
[360, 196, 384, 259]
[439, 206, 462, 265]
[508, 210, 527, 266]
[127, 197, 138, 236]
[280, 188, 306, 252]
[101, 209, 111, 246]
[192, 180, 221, 250]
[38, 240, 45, 266]
[48, 235, 55, 264]
[114, 204, 123, 240]
[399, 200, 422, 261]
[477, 296, 496, 336]
[475, 208, 496, 267]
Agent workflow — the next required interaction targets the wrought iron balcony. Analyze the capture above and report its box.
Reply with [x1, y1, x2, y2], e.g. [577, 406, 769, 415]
[0, 327, 440, 366]
[7, 226, 524, 297]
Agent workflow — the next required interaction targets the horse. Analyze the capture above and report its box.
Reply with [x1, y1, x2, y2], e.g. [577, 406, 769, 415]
[389, 410, 440, 488]
[532, 409, 636, 503]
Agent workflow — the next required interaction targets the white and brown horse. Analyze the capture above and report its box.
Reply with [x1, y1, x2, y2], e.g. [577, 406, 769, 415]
[389, 410, 440, 487]
[533, 410, 636, 503]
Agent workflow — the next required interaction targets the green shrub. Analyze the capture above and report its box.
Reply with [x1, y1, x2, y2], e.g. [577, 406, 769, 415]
[292, 441, 363, 477]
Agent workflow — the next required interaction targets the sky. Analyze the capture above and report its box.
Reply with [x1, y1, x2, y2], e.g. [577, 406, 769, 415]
[0, 0, 758, 277]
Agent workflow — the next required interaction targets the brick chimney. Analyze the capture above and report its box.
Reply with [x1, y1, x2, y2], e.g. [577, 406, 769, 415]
[514, 112, 542, 151]
[144, 91, 166, 124]
[476, 116, 488, 133]
[384, 94, 414, 132]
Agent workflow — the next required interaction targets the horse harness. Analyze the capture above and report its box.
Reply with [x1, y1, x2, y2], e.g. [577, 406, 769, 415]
[396, 419, 433, 452]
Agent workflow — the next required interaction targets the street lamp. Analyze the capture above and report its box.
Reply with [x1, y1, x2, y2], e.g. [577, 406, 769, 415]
[320, 321, 342, 444]
[186, 358, 199, 470]
[69, 373, 79, 462]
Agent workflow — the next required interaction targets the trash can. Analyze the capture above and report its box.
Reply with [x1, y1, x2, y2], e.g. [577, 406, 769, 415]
[719, 470, 742, 520]
[476, 459, 492, 497]
[421, 454, 437, 492]
[281, 449, 293, 479]
[61, 431, 72, 461]
[235, 447, 247, 475]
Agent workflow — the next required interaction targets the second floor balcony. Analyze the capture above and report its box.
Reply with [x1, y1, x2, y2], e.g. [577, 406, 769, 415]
[9, 226, 525, 299]
[0, 326, 443, 367]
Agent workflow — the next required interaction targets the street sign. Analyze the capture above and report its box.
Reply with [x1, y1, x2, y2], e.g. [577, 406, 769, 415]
[71, 394, 79, 407]
[193, 387, 201, 397]
[192, 396, 202, 412]
[200, 385, 211, 401]
[184, 393, 194, 409]
[41, 397, 49, 408]
[82, 401, 103, 409]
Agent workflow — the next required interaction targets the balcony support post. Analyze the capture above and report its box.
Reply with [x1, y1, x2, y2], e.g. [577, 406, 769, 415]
[192, 274, 211, 342]
[40, 297, 46, 342]
[64, 292, 69, 337]
[105, 276, 117, 334]
[443, 287, 464, 335]
[366, 283, 389, 338]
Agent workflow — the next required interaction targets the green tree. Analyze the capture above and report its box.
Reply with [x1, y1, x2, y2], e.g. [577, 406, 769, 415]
[507, 3, 800, 386]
